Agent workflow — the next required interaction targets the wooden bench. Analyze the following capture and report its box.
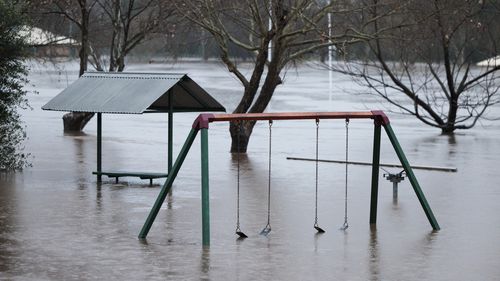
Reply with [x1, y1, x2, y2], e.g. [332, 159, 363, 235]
[92, 171, 168, 186]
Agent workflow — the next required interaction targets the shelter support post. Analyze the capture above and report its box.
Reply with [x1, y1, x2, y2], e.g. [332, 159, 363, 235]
[383, 124, 440, 230]
[97, 113, 102, 182]
[168, 90, 173, 173]
[201, 128, 210, 246]
[370, 123, 381, 224]
[138, 128, 199, 239]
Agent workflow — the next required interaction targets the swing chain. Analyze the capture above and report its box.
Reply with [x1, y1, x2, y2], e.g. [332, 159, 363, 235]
[314, 119, 320, 227]
[342, 118, 350, 230]
[236, 120, 242, 233]
[259, 120, 273, 236]
[267, 120, 273, 228]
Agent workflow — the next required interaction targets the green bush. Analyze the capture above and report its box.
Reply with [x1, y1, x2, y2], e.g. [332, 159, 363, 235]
[0, 0, 30, 171]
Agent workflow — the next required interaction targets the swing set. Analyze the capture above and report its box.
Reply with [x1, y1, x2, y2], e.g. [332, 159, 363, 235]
[235, 117, 346, 238]
[138, 111, 440, 246]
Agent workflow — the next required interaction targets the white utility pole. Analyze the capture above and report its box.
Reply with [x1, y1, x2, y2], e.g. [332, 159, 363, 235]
[268, 1, 273, 62]
[327, 3, 333, 106]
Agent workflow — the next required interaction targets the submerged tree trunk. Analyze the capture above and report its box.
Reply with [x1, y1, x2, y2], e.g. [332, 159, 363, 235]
[63, 112, 95, 131]
[229, 25, 283, 153]
[64, 0, 94, 132]
[229, 121, 255, 153]
[441, 97, 458, 134]
[229, 69, 282, 153]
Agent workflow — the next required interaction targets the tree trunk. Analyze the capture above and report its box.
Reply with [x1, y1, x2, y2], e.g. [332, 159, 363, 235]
[63, 112, 95, 131]
[441, 97, 458, 134]
[226, 42, 270, 153]
[64, 3, 94, 132]
[78, 3, 89, 77]
[117, 57, 125, 71]
[229, 120, 256, 153]
[228, 9, 285, 153]
[78, 32, 88, 76]
[229, 71, 281, 152]
[441, 126, 455, 135]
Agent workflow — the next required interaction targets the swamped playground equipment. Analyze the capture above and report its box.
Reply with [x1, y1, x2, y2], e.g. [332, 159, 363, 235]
[138, 111, 440, 246]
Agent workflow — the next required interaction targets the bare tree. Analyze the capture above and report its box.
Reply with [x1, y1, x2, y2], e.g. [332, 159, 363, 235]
[332, 0, 500, 134]
[176, 0, 370, 152]
[30, 0, 175, 131]
[92, 0, 175, 72]
[29, 0, 100, 130]
[38, 0, 98, 76]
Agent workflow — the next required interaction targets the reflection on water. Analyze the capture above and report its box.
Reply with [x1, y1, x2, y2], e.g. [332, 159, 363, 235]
[0, 62, 499, 280]
[368, 225, 379, 281]
[0, 175, 18, 275]
[414, 133, 459, 158]
[446, 134, 457, 146]
[200, 248, 210, 280]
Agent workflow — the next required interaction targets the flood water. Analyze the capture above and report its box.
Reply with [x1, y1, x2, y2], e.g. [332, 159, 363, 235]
[1, 61, 500, 280]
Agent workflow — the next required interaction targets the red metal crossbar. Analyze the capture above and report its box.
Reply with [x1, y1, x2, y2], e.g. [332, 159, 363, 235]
[192, 110, 389, 129]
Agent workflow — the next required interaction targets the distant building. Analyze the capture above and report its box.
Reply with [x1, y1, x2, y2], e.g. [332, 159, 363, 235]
[19, 26, 79, 57]
[477, 56, 500, 67]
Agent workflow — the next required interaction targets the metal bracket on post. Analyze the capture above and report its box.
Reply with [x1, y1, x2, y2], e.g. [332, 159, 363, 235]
[383, 169, 405, 202]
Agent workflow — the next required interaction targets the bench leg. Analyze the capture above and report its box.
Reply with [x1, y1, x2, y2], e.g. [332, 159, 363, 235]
[149, 179, 153, 186]
[115, 177, 119, 184]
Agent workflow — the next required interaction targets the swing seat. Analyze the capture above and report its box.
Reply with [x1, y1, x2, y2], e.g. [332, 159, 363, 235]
[236, 230, 248, 238]
[92, 171, 168, 185]
[260, 226, 272, 236]
[314, 225, 326, 233]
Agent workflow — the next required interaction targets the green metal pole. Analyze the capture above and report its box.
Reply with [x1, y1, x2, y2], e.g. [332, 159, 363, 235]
[97, 113, 102, 182]
[383, 124, 440, 230]
[370, 124, 381, 224]
[139, 128, 199, 239]
[201, 128, 210, 246]
[168, 91, 173, 173]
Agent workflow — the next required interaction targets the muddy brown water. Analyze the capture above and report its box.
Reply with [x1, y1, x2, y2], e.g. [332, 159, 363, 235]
[1, 61, 500, 280]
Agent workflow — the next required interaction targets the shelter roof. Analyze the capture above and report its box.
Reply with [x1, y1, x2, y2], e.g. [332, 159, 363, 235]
[42, 72, 226, 114]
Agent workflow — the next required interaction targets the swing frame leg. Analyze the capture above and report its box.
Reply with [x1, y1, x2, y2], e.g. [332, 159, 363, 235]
[201, 128, 211, 246]
[383, 124, 440, 231]
[370, 123, 381, 224]
[138, 128, 199, 239]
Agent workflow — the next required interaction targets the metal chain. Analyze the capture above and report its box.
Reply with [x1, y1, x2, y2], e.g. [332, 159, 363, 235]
[236, 121, 242, 232]
[314, 119, 320, 227]
[342, 118, 350, 230]
[266, 120, 273, 228]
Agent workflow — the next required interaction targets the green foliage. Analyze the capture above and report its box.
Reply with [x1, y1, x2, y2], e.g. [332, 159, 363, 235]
[0, 0, 30, 171]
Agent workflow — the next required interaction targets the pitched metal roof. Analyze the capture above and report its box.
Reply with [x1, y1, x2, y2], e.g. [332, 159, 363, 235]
[42, 72, 226, 114]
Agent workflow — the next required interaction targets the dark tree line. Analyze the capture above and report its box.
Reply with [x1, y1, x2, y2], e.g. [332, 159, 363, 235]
[17, 0, 500, 153]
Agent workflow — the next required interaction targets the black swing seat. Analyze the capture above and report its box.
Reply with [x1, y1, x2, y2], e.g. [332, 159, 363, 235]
[92, 171, 168, 186]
